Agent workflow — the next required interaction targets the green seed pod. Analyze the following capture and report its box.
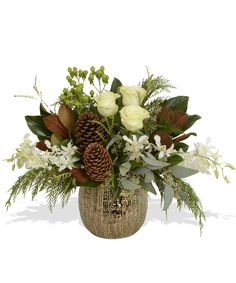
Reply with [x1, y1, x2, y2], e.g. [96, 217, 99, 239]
[90, 66, 95, 73]
[102, 74, 109, 84]
[100, 66, 105, 72]
[63, 88, 68, 94]
[96, 70, 102, 79]
[90, 90, 95, 97]
[71, 80, 77, 87]
[67, 67, 72, 73]
[82, 70, 88, 79]
[79, 69, 83, 77]
[88, 73, 94, 84]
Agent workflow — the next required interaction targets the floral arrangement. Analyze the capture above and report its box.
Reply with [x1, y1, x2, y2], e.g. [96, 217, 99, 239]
[6, 66, 234, 232]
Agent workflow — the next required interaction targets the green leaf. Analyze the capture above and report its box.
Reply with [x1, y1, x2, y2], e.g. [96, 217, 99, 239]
[180, 191, 190, 206]
[77, 180, 101, 188]
[164, 96, 189, 112]
[120, 180, 141, 191]
[106, 135, 121, 150]
[224, 176, 230, 184]
[224, 163, 235, 170]
[119, 162, 131, 176]
[110, 77, 122, 93]
[142, 156, 169, 168]
[171, 166, 199, 178]
[144, 169, 155, 183]
[163, 184, 174, 210]
[174, 142, 189, 152]
[142, 181, 157, 195]
[40, 103, 50, 116]
[25, 115, 52, 138]
[142, 153, 169, 168]
[167, 154, 184, 166]
[214, 169, 219, 179]
[182, 114, 201, 131]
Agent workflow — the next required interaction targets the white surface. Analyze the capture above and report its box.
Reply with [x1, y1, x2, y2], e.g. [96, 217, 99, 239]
[0, 1, 236, 283]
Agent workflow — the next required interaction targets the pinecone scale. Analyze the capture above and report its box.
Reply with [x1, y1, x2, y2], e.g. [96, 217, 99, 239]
[75, 112, 106, 153]
[83, 143, 112, 182]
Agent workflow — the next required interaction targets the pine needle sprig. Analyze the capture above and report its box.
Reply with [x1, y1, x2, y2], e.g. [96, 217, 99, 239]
[175, 178, 206, 234]
[5, 167, 77, 211]
[141, 69, 175, 104]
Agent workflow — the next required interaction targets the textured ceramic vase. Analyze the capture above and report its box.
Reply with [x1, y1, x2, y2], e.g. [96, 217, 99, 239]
[79, 186, 148, 239]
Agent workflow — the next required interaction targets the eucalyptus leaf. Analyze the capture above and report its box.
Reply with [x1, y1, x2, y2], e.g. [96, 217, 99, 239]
[134, 167, 150, 175]
[106, 135, 121, 150]
[120, 180, 141, 191]
[142, 182, 157, 195]
[180, 191, 190, 206]
[171, 166, 199, 178]
[142, 155, 169, 168]
[119, 162, 131, 176]
[163, 184, 174, 210]
[144, 169, 155, 183]
[25, 115, 52, 138]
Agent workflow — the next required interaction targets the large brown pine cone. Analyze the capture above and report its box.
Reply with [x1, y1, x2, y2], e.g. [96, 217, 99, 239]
[83, 143, 112, 182]
[75, 112, 106, 153]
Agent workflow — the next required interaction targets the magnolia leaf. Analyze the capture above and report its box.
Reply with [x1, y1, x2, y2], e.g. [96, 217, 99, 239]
[25, 115, 52, 138]
[106, 135, 121, 150]
[110, 77, 122, 93]
[171, 166, 199, 178]
[58, 104, 75, 132]
[174, 142, 189, 152]
[182, 114, 201, 131]
[43, 115, 68, 138]
[71, 168, 89, 183]
[121, 180, 141, 191]
[144, 169, 155, 183]
[119, 162, 131, 176]
[163, 184, 174, 210]
[164, 96, 189, 112]
[40, 103, 50, 116]
[167, 154, 184, 166]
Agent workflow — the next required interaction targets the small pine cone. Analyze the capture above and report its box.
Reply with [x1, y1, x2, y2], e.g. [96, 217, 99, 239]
[75, 112, 106, 153]
[83, 143, 112, 182]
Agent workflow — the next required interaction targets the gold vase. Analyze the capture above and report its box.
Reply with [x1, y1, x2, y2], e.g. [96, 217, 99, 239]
[79, 186, 148, 239]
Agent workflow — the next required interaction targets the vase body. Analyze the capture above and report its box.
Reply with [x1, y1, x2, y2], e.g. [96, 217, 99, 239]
[79, 186, 148, 239]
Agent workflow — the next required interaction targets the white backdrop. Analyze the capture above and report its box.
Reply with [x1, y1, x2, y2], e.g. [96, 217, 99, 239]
[0, 1, 236, 282]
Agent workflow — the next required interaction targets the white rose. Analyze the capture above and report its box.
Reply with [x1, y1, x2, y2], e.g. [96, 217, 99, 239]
[94, 91, 120, 117]
[120, 86, 147, 106]
[120, 105, 150, 132]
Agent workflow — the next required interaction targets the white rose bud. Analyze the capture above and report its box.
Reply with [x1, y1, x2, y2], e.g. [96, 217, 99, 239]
[94, 91, 120, 117]
[120, 86, 147, 106]
[120, 105, 150, 132]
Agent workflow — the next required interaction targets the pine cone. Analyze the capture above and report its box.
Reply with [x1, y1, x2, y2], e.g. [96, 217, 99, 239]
[83, 143, 112, 182]
[75, 112, 106, 153]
